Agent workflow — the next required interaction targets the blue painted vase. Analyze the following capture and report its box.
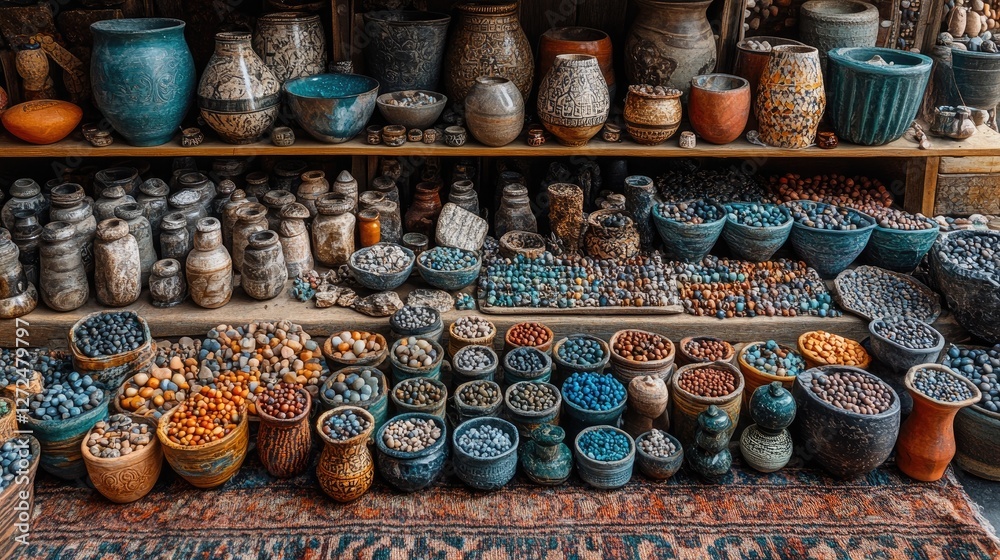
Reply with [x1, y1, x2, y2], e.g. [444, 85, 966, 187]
[91, 19, 195, 147]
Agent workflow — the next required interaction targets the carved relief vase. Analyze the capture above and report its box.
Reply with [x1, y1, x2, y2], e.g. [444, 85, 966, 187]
[91, 18, 196, 146]
[444, 1, 534, 104]
[316, 407, 376, 502]
[624, 0, 717, 97]
[755, 45, 826, 149]
[198, 32, 281, 144]
[258, 388, 313, 478]
[363, 10, 451, 93]
[537, 54, 610, 146]
[253, 12, 327, 84]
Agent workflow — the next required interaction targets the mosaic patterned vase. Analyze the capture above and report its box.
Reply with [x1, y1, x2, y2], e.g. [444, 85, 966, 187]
[755, 45, 826, 149]
[316, 407, 375, 502]
[444, 1, 533, 104]
[537, 54, 610, 147]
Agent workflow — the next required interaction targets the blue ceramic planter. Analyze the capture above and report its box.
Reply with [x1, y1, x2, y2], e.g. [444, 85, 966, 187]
[415, 249, 482, 291]
[389, 337, 445, 384]
[561, 388, 627, 430]
[634, 431, 684, 480]
[786, 201, 876, 278]
[91, 19, 195, 147]
[348, 243, 414, 291]
[503, 381, 562, 440]
[721, 203, 793, 262]
[826, 47, 932, 146]
[863, 219, 940, 272]
[25, 386, 110, 480]
[375, 413, 449, 492]
[573, 426, 635, 489]
[651, 201, 727, 262]
[284, 74, 380, 143]
[452, 417, 519, 490]
[951, 48, 1000, 112]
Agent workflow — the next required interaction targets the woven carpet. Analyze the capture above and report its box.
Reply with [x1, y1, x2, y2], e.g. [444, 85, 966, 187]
[16, 447, 1000, 560]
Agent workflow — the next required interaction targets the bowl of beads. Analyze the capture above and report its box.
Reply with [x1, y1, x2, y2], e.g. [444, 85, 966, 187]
[316, 406, 377, 502]
[503, 381, 562, 438]
[651, 199, 728, 262]
[319, 367, 387, 430]
[376, 90, 447, 130]
[678, 336, 735, 366]
[68, 310, 156, 391]
[928, 230, 1000, 343]
[503, 347, 553, 385]
[738, 340, 806, 406]
[452, 416, 520, 490]
[390, 306, 443, 343]
[284, 73, 380, 143]
[573, 425, 635, 489]
[670, 362, 744, 448]
[498, 231, 547, 260]
[0, 435, 40, 557]
[609, 329, 675, 384]
[562, 372, 628, 429]
[348, 242, 415, 291]
[452, 345, 499, 385]
[552, 335, 611, 376]
[390, 377, 448, 419]
[415, 246, 482, 291]
[454, 380, 504, 422]
[634, 429, 684, 480]
[504, 322, 555, 355]
[942, 344, 1000, 480]
[868, 317, 945, 374]
[862, 207, 940, 273]
[24, 372, 110, 480]
[832, 265, 942, 324]
[81, 414, 162, 503]
[375, 413, 449, 492]
[584, 209, 641, 260]
[721, 202, 793, 262]
[448, 316, 497, 357]
[792, 366, 900, 478]
[322, 330, 388, 368]
[798, 331, 872, 370]
[113, 339, 202, 420]
[389, 336, 445, 383]
[784, 200, 876, 278]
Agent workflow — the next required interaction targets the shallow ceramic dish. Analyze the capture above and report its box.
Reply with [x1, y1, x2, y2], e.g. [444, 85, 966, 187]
[376, 90, 447, 130]
[832, 265, 942, 323]
[284, 74, 379, 143]
[415, 247, 482, 291]
[347, 243, 415, 291]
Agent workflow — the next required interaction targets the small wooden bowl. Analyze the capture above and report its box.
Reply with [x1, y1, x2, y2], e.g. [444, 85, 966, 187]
[798, 331, 872, 370]
[448, 317, 497, 357]
[68, 311, 156, 390]
[504, 322, 555, 355]
[322, 332, 389, 368]
[1, 370, 42, 401]
[156, 404, 249, 489]
[81, 417, 162, 503]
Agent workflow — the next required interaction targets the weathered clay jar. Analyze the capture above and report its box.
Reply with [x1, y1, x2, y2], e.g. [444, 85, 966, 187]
[0, 231, 37, 319]
[585, 209, 641, 260]
[11, 212, 41, 288]
[404, 182, 443, 238]
[799, 0, 879, 71]
[755, 45, 826, 149]
[49, 183, 96, 272]
[316, 406, 376, 502]
[624, 175, 658, 251]
[39, 222, 88, 312]
[231, 203, 268, 272]
[186, 217, 233, 309]
[93, 218, 141, 307]
[242, 230, 287, 300]
[539, 27, 615, 98]
[623, 85, 682, 145]
[358, 209, 382, 248]
[245, 171, 271, 200]
[176, 171, 216, 211]
[444, 1, 534, 103]
[313, 194, 356, 267]
[465, 76, 524, 147]
[537, 54, 610, 146]
[547, 183, 584, 255]
[136, 179, 170, 237]
[258, 386, 313, 478]
[297, 170, 329, 217]
[2, 178, 47, 230]
[198, 32, 281, 144]
[114, 203, 157, 286]
[495, 183, 537, 237]
[331, 170, 359, 213]
[222, 189, 251, 251]
[167, 189, 208, 238]
[94, 185, 136, 224]
[689, 74, 750, 145]
[262, 190, 297, 231]
[278, 202, 314, 277]
[625, 0, 717, 96]
[159, 212, 192, 264]
[149, 258, 186, 307]
[362, 10, 451, 93]
[274, 160, 308, 193]
[253, 12, 327, 84]
[95, 167, 141, 198]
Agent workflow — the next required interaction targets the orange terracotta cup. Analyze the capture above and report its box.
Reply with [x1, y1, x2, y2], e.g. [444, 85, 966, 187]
[688, 74, 751, 145]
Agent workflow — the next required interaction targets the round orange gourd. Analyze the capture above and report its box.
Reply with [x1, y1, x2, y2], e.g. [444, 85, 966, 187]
[1, 99, 82, 144]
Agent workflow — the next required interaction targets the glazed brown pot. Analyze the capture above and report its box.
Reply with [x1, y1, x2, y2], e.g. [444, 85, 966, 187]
[623, 85, 682, 145]
[316, 406, 376, 502]
[257, 387, 313, 478]
[404, 182, 443, 238]
[464, 76, 524, 147]
[538, 27, 615, 98]
[688, 74, 750, 145]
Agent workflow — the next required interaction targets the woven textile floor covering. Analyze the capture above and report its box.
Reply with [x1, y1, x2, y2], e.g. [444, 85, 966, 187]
[16, 451, 1000, 560]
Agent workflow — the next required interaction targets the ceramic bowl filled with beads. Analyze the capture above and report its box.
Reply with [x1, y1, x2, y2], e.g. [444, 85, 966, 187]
[634, 428, 684, 480]
[348, 243, 415, 291]
[868, 317, 945, 374]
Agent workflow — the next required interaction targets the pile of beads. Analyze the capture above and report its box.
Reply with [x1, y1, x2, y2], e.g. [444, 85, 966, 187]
[638, 429, 679, 457]
[451, 316, 495, 340]
[911, 368, 975, 403]
[326, 331, 383, 360]
[382, 416, 441, 452]
[787, 201, 872, 230]
[393, 337, 440, 368]
[655, 166, 769, 203]
[73, 311, 146, 357]
[324, 368, 381, 405]
[683, 337, 732, 362]
[381, 91, 441, 107]
[800, 331, 869, 367]
[809, 370, 893, 415]
[599, 212, 629, 228]
[29, 372, 104, 421]
[563, 373, 626, 411]
[393, 378, 445, 406]
[557, 336, 606, 367]
[743, 341, 805, 377]
[118, 366, 191, 418]
[392, 306, 438, 331]
[578, 428, 631, 461]
[726, 203, 790, 227]
[0, 438, 34, 492]
[768, 173, 893, 213]
[507, 322, 551, 348]
[322, 409, 371, 440]
[86, 415, 152, 458]
[834, 266, 939, 322]
[456, 424, 513, 458]
[505, 347, 547, 373]
[871, 317, 940, 350]
[657, 200, 724, 224]
[352, 244, 412, 274]
[942, 345, 1000, 412]
[677, 366, 738, 397]
[457, 382, 501, 407]
[418, 246, 478, 271]
[937, 233, 1000, 280]
[455, 293, 476, 310]
[454, 346, 495, 372]
[163, 387, 244, 446]
[867, 207, 936, 230]
[0, 347, 69, 387]
[506, 382, 558, 412]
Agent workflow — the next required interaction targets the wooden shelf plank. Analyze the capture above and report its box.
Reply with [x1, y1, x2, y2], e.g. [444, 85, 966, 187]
[4, 121, 999, 159]
[3, 280, 969, 351]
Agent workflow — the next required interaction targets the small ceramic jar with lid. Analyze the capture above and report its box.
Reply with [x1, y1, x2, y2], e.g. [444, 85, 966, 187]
[149, 258, 186, 308]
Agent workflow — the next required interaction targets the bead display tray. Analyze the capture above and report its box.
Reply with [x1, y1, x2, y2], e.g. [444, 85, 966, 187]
[832, 265, 942, 323]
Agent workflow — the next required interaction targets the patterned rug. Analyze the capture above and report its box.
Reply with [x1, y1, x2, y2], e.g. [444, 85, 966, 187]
[16, 448, 1000, 560]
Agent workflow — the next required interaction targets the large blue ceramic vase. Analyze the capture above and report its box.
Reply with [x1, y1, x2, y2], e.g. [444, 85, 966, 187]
[91, 18, 195, 146]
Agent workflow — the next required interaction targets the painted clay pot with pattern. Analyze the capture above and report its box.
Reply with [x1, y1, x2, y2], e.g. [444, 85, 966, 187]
[316, 406, 376, 502]
[539, 27, 616, 99]
[81, 417, 162, 503]
[253, 12, 327, 84]
[755, 45, 826, 149]
[91, 19, 195, 146]
[198, 32, 281, 144]
[257, 387, 313, 478]
[624, 0, 717, 97]
[537, 54, 610, 147]
[363, 10, 451, 93]
[623, 85, 682, 145]
[444, 1, 534, 104]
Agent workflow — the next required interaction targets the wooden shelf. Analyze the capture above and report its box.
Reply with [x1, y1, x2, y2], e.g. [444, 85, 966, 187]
[4, 121, 999, 159]
[5, 280, 969, 350]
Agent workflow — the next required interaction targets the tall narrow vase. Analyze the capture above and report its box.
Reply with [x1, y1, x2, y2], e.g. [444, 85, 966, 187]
[624, 0, 717, 97]
[755, 45, 826, 149]
[91, 18, 195, 146]
[537, 54, 610, 147]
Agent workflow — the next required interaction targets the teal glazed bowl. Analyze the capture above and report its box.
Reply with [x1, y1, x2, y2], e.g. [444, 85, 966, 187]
[415, 247, 482, 291]
[24, 384, 110, 480]
[573, 425, 635, 489]
[826, 47, 932, 146]
[651, 200, 727, 262]
[284, 74, 380, 143]
[721, 202, 793, 262]
[785, 201, 876, 278]
[863, 216, 940, 273]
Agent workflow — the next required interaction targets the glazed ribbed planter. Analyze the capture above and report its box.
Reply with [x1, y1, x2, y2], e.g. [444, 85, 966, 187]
[537, 54, 610, 146]
[91, 19, 195, 146]
[755, 45, 826, 149]
[800, 0, 879, 70]
[444, 1, 533, 103]
[198, 32, 280, 144]
[625, 0, 717, 96]
[363, 10, 450, 93]
[929, 230, 1000, 343]
[452, 417, 519, 490]
[826, 48, 932, 146]
[651, 200, 727, 262]
[951, 49, 1000, 111]
[863, 216, 940, 273]
[721, 203, 793, 262]
[503, 382, 561, 439]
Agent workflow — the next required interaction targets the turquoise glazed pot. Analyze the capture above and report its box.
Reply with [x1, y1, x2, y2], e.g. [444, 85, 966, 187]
[863, 217, 940, 273]
[721, 203, 793, 262]
[24, 385, 110, 480]
[651, 201, 727, 262]
[520, 424, 573, 485]
[348, 243, 414, 291]
[561, 386, 627, 437]
[91, 19, 195, 147]
[826, 47, 932, 146]
[786, 201, 876, 278]
[749, 381, 797, 431]
[415, 249, 481, 291]
[452, 417, 519, 490]
[634, 430, 684, 480]
[573, 426, 635, 489]
[951, 48, 1000, 112]
[687, 404, 734, 481]
[375, 413, 449, 492]
[284, 74, 380, 143]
